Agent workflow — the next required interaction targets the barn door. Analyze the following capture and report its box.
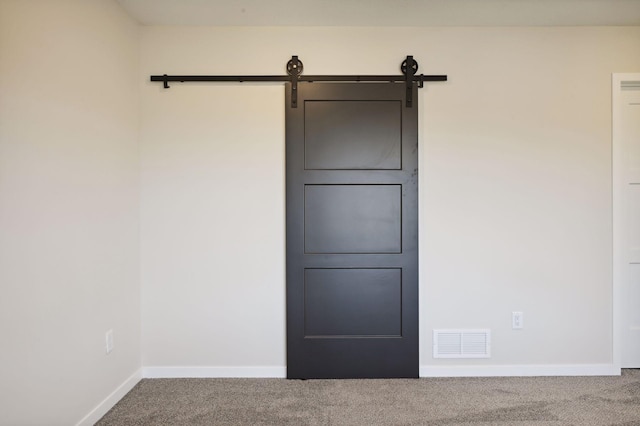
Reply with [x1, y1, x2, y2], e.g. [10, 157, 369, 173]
[286, 82, 419, 379]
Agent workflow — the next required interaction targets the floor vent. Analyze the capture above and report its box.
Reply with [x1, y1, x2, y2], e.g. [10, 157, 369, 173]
[433, 329, 491, 359]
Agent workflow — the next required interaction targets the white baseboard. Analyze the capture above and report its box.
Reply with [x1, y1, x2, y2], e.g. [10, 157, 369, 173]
[420, 364, 621, 377]
[76, 369, 142, 426]
[142, 365, 618, 379]
[143, 366, 287, 378]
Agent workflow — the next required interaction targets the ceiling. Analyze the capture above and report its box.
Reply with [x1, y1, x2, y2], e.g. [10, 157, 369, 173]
[117, 0, 640, 26]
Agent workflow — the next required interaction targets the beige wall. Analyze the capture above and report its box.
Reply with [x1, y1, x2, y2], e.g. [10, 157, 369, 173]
[140, 26, 640, 373]
[2, 7, 640, 422]
[0, 1, 140, 424]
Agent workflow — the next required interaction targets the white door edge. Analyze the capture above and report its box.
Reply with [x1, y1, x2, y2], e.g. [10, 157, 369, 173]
[613, 72, 640, 371]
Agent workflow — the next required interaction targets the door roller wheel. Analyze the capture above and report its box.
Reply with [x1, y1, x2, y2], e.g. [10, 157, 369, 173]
[287, 58, 304, 76]
[401, 59, 419, 75]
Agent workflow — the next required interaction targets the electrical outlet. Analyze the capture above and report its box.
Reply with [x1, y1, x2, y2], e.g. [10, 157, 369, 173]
[105, 329, 114, 354]
[512, 312, 524, 329]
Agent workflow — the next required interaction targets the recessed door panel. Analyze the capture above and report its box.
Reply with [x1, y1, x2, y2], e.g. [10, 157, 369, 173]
[304, 101, 402, 170]
[304, 185, 401, 254]
[304, 268, 402, 337]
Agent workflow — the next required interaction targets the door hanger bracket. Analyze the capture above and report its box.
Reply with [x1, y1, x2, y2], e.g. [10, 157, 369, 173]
[401, 56, 418, 107]
[286, 56, 304, 108]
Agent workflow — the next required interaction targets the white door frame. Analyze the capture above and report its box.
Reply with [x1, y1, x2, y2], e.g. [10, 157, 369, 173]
[613, 73, 640, 371]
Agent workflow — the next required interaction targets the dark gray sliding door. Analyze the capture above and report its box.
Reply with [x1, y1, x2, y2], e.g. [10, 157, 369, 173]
[286, 82, 419, 379]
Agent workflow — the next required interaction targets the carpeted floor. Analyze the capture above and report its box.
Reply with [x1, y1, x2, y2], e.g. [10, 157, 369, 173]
[97, 370, 640, 425]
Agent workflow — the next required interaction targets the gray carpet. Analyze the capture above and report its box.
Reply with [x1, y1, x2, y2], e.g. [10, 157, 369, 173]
[97, 370, 640, 425]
